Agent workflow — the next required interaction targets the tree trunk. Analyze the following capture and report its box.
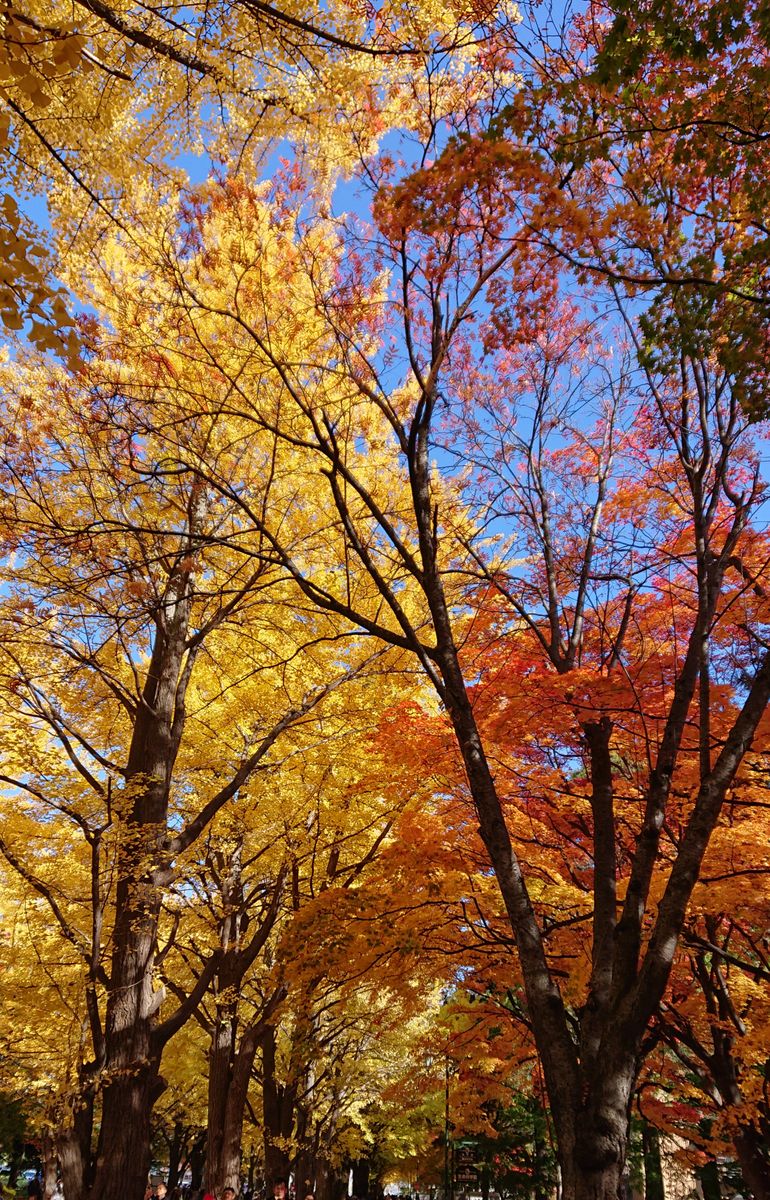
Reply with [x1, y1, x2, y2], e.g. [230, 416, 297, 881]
[732, 1124, 770, 1200]
[294, 1143, 315, 1200]
[88, 867, 164, 1200]
[90, 1061, 160, 1200]
[556, 1053, 636, 1200]
[294, 1097, 313, 1200]
[564, 1163, 625, 1200]
[246, 1147, 258, 1196]
[351, 1162, 368, 1199]
[262, 1025, 294, 1186]
[86, 553, 196, 1200]
[167, 1121, 186, 1193]
[42, 1131, 58, 1200]
[698, 1161, 720, 1200]
[206, 1008, 236, 1193]
[315, 1161, 333, 1200]
[56, 1090, 95, 1200]
[8, 1143, 22, 1189]
[215, 1027, 261, 1193]
[189, 1134, 206, 1193]
[641, 1123, 664, 1200]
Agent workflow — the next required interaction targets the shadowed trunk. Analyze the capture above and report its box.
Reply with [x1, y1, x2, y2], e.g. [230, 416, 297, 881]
[42, 1131, 58, 1200]
[641, 1122, 664, 1200]
[699, 1161, 721, 1200]
[189, 1133, 206, 1192]
[56, 1089, 95, 1200]
[262, 1024, 295, 1185]
[167, 1120, 186, 1193]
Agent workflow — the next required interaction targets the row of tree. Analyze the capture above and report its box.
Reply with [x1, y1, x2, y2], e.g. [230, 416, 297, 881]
[1, 0, 770, 1199]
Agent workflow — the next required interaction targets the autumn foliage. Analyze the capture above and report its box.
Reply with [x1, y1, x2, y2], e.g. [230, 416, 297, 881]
[0, 4, 769, 1200]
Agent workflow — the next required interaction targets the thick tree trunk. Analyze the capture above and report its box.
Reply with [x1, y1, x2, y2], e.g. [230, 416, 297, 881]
[207, 1023, 261, 1194]
[88, 852, 165, 1200]
[294, 1155, 315, 1200]
[86, 555, 196, 1200]
[90, 1060, 160, 1200]
[563, 1048, 636, 1200]
[56, 1090, 95, 1200]
[58, 1128, 85, 1200]
[206, 1009, 235, 1193]
[561, 1123, 628, 1200]
[220, 1030, 260, 1191]
[567, 1167, 625, 1200]
[294, 1130, 315, 1200]
[351, 1161, 369, 1199]
[315, 1161, 333, 1200]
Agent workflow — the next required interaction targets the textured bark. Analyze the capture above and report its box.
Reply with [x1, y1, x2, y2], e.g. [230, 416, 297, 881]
[208, 1026, 260, 1193]
[91, 1064, 160, 1200]
[226, 1030, 261, 1182]
[206, 1007, 235, 1192]
[568, 1165, 625, 1200]
[87, 548, 197, 1200]
[559, 1053, 635, 1200]
[56, 1090, 95, 1200]
[58, 1127, 87, 1200]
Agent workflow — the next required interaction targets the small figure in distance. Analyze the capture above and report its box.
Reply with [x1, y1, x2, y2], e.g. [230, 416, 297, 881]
[222, 1188, 237, 1200]
[155, 1183, 168, 1200]
[27, 1176, 43, 1200]
[272, 1180, 288, 1200]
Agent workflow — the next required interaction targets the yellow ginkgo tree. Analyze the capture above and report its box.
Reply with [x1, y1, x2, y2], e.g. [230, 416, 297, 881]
[0, 288, 405, 1200]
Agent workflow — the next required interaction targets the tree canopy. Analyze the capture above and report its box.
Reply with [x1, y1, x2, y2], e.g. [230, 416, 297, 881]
[1, 4, 770, 1200]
